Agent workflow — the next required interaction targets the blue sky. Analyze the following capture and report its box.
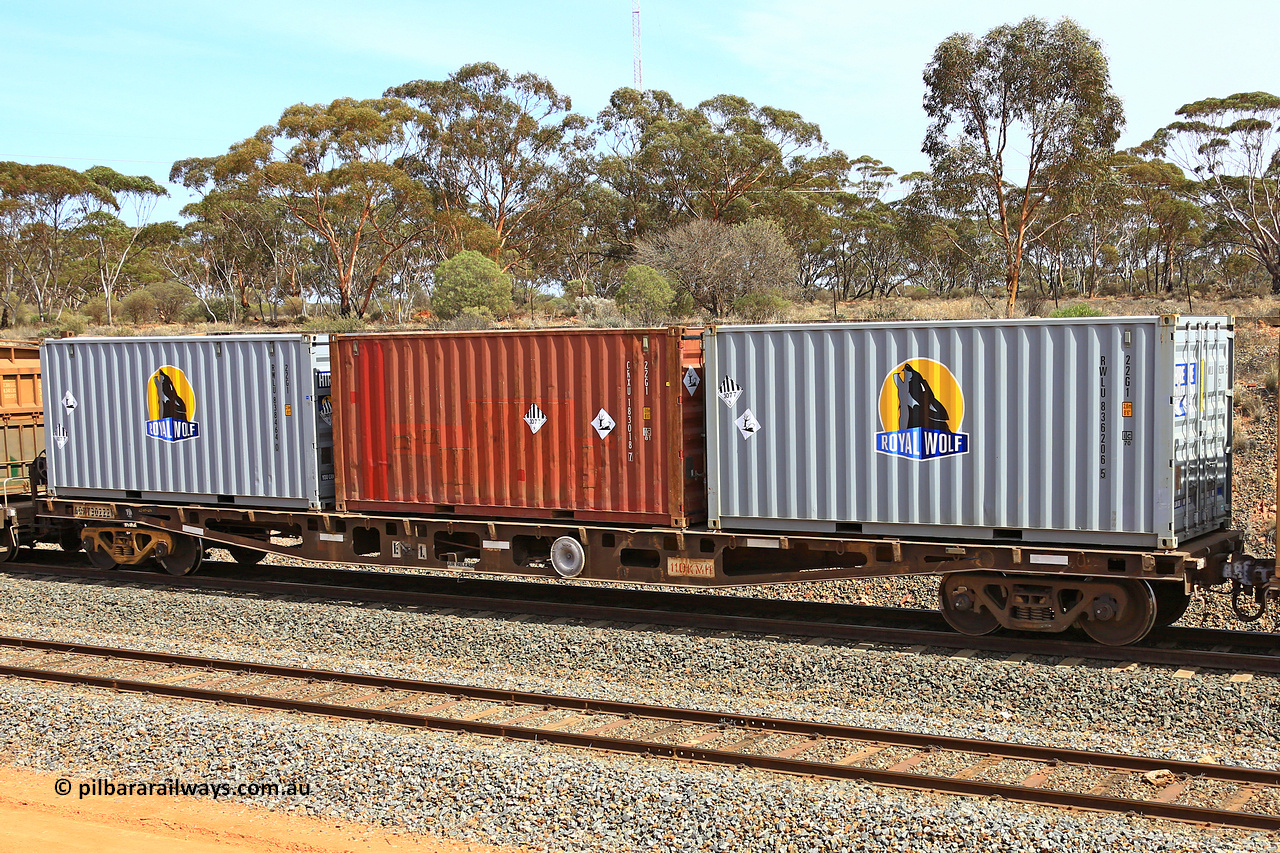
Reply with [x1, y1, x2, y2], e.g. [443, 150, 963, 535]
[3, 0, 1276, 224]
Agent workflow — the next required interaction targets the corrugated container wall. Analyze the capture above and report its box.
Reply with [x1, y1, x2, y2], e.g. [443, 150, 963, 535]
[0, 341, 44, 480]
[704, 316, 1232, 548]
[334, 328, 705, 526]
[42, 335, 334, 509]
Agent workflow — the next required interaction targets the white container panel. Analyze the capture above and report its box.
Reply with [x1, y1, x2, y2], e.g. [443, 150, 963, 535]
[704, 316, 1232, 548]
[41, 334, 333, 509]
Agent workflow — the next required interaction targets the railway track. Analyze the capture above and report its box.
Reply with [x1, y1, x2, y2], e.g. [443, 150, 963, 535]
[3, 556, 1278, 675]
[2, 634, 1278, 830]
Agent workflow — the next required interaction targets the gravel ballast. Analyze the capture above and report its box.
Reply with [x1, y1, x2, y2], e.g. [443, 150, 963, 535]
[3, 321, 1279, 850]
[2, 570, 1278, 767]
[3, 679, 1277, 853]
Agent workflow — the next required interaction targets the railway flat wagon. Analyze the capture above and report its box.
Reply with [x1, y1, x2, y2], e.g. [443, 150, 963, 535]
[30, 318, 1267, 644]
[334, 327, 706, 530]
[704, 316, 1233, 549]
[41, 334, 334, 511]
[0, 340, 43, 484]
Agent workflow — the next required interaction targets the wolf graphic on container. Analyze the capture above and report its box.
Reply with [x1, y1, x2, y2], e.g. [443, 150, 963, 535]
[896, 363, 952, 432]
[876, 358, 968, 461]
[145, 366, 199, 443]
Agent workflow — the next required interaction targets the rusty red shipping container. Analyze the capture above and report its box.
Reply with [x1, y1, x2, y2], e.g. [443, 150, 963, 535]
[333, 327, 705, 526]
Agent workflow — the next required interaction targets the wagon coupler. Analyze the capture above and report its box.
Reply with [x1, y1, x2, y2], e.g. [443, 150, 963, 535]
[1223, 556, 1274, 622]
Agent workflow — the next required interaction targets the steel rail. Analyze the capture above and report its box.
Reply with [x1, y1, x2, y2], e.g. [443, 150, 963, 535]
[3, 560, 1279, 673]
[2, 635, 1279, 830]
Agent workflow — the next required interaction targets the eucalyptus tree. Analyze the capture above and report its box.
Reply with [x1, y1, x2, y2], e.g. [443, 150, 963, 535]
[1118, 156, 1205, 293]
[173, 156, 297, 318]
[1069, 154, 1131, 296]
[0, 162, 114, 319]
[635, 218, 798, 317]
[594, 88, 850, 243]
[592, 88, 686, 244]
[896, 172, 1003, 297]
[176, 97, 434, 316]
[922, 16, 1124, 315]
[388, 62, 594, 279]
[75, 166, 168, 323]
[820, 157, 910, 306]
[1146, 92, 1280, 293]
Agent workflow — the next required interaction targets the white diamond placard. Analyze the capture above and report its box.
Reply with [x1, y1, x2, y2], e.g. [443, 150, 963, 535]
[62, 390, 77, 413]
[683, 367, 701, 396]
[523, 404, 548, 434]
[54, 424, 68, 449]
[717, 377, 742, 408]
[735, 408, 761, 439]
[591, 408, 617, 439]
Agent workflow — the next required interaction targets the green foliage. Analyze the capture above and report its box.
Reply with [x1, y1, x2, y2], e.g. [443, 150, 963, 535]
[574, 296, 623, 326]
[635, 218, 798, 317]
[1049, 303, 1107, 318]
[177, 94, 430, 317]
[731, 290, 792, 322]
[0, 303, 40, 328]
[80, 296, 122, 325]
[1147, 91, 1280, 292]
[282, 296, 306, 318]
[83, 165, 167, 200]
[388, 62, 592, 280]
[146, 281, 193, 323]
[120, 290, 157, 323]
[180, 301, 213, 324]
[615, 265, 675, 322]
[922, 17, 1124, 316]
[432, 250, 513, 319]
[439, 307, 495, 331]
[302, 315, 367, 333]
[544, 296, 576, 317]
[671, 288, 696, 318]
[5, 62, 1274, 320]
[203, 297, 240, 323]
[41, 313, 88, 337]
[594, 88, 851, 237]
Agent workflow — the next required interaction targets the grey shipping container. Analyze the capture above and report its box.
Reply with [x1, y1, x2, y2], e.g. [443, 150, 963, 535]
[42, 335, 334, 509]
[704, 316, 1232, 549]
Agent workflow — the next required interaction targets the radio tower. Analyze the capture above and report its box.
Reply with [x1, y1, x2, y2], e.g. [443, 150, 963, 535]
[632, 0, 643, 89]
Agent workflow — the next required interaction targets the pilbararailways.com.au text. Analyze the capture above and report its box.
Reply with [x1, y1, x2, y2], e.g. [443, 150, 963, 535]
[55, 777, 311, 800]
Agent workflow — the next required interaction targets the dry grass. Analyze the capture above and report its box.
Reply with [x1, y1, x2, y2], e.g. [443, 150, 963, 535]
[4, 293, 1275, 343]
[792, 293, 1277, 324]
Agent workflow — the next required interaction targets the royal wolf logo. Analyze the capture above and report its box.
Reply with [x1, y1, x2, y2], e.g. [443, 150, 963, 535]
[146, 366, 200, 442]
[875, 359, 968, 461]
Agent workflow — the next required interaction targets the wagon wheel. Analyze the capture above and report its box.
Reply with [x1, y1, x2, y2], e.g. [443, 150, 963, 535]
[1151, 582, 1192, 628]
[225, 544, 267, 566]
[0, 527, 17, 563]
[84, 538, 118, 570]
[1079, 579, 1157, 646]
[156, 535, 203, 577]
[938, 573, 1002, 636]
[59, 527, 84, 553]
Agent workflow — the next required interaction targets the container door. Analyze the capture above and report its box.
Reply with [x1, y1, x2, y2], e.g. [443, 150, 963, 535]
[1171, 318, 1233, 541]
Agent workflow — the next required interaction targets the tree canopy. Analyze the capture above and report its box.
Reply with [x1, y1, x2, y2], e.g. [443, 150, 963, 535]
[922, 16, 1124, 315]
[1, 49, 1276, 329]
[1146, 92, 1280, 292]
